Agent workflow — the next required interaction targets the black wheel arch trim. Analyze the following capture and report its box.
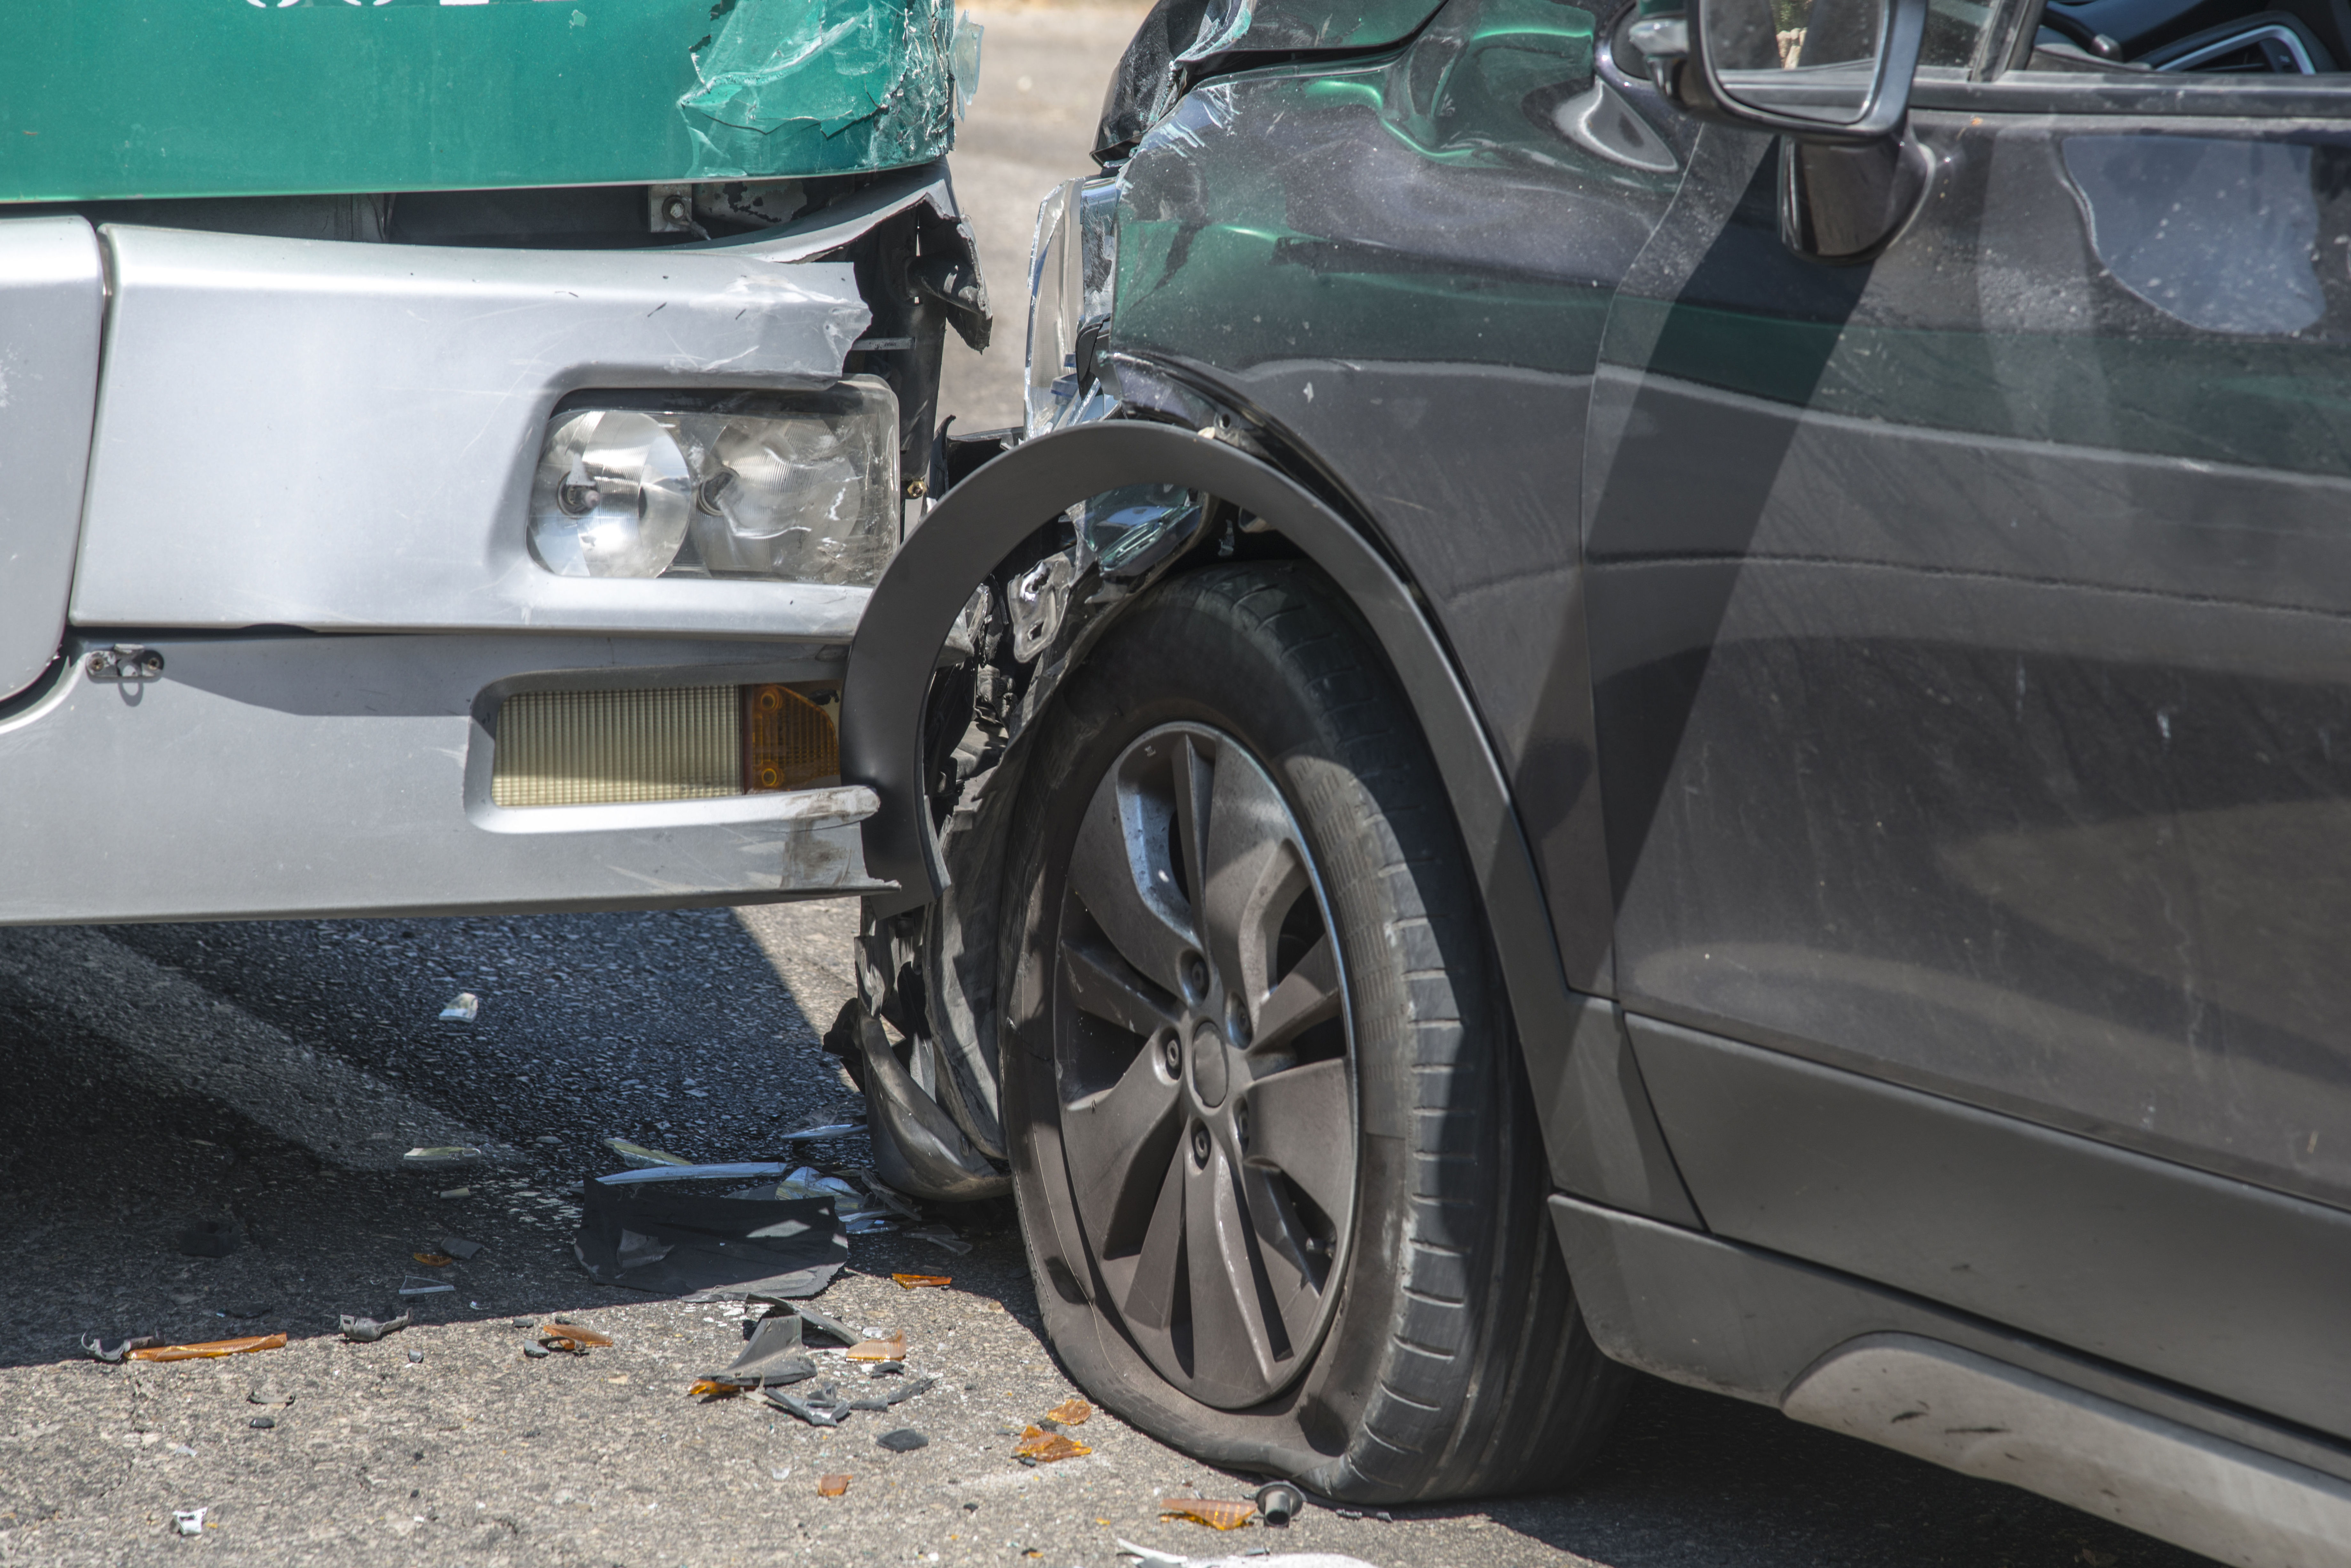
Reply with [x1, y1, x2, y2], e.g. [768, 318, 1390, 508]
[841, 417, 1598, 1191]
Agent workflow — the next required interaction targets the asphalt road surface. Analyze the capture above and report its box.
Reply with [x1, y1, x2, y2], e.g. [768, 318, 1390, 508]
[0, 891, 2204, 1568]
[0, 9, 2210, 1566]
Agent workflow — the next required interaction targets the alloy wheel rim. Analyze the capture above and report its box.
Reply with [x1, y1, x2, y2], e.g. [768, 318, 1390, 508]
[1050, 722, 1357, 1408]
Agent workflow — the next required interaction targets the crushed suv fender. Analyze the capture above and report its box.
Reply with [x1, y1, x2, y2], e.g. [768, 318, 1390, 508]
[838, 416, 1612, 1203]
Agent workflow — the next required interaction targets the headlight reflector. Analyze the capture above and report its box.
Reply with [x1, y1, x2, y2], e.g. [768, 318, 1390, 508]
[529, 410, 694, 579]
[527, 378, 900, 585]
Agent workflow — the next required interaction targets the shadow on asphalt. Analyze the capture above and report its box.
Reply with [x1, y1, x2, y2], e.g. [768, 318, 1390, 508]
[0, 915, 2211, 1567]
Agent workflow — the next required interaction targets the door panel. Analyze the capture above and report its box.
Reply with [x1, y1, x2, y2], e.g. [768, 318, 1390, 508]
[0, 217, 103, 702]
[1584, 112, 2351, 1218]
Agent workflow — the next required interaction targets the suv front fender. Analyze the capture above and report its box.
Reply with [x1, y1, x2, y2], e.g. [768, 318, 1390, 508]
[840, 418, 1609, 1197]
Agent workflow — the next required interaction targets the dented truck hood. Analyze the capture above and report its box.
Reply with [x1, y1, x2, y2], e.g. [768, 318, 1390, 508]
[4, 0, 965, 203]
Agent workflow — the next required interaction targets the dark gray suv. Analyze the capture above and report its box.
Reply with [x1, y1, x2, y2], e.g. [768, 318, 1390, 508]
[837, 0, 2351, 1557]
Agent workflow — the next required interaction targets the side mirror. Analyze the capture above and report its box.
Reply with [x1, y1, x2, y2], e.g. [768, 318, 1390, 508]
[1628, 0, 1934, 262]
[1629, 0, 1928, 142]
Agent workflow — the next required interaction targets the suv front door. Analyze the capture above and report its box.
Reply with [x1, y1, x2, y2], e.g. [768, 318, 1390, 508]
[1582, 15, 2351, 1437]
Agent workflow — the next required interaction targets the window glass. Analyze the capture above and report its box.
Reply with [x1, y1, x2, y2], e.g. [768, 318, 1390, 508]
[1770, 0, 2011, 75]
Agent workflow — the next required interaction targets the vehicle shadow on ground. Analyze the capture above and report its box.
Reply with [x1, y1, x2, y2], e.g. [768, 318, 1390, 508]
[0, 917, 2215, 1568]
[1453, 1373, 2206, 1568]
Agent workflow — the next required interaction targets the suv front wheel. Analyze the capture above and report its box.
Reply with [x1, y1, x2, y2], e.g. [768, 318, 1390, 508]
[996, 560, 1627, 1501]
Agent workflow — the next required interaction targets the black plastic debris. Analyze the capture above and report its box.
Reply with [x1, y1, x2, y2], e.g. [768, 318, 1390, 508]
[698, 1305, 817, 1390]
[761, 1373, 934, 1428]
[574, 1170, 846, 1299]
[438, 1237, 485, 1261]
[522, 1342, 551, 1359]
[339, 1312, 411, 1343]
[176, 1219, 238, 1259]
[788, 1302, 861, 1347]
[248, 1416, 276, 1430]
[764, 1383, 849, 1427]
[877, 1428, 928, 1453]
[848, 1375, 937, 1414]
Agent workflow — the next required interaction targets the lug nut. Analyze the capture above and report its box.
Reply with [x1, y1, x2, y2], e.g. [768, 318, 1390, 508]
[1182, 954, 1208, 999]
[1234, 1098, 1249, 1150]
[1190, 1124, 1211, 1166]
[1161, 1033, 1182, 1076]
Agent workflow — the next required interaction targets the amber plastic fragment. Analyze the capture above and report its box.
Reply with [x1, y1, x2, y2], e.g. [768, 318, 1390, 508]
[846, 1333, 906, 1361]
[128, 1333, 287, 1363]
[413, 1252, 454, 1267]
[818, 1474, 852, 1497]
[1013, 1425, 1091, 1463]
[688, 1379, 743, 1398]
[1045, 1397, 1092, 1426]
[1161, 1498, 1257, 1530]
[891, 1273, 952, 1290]
[540, 1322, 614, 1353]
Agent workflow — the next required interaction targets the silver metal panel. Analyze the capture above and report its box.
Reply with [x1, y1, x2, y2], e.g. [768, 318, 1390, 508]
[0, 634, 886, 925]
[1785, 1336, 2351, 1568]
[72, 226, 875, 637]
[0, 217, 103, 701]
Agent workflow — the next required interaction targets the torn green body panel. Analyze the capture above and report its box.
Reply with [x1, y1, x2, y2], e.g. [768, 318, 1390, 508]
[3, 0, 955, 204]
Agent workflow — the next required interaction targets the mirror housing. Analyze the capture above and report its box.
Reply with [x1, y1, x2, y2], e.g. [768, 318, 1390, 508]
[1629, 0, 1928, 143]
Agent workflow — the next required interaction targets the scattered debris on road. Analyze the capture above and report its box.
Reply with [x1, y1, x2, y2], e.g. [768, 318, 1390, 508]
[574, 1165, 846, 1297]
[847, 1331, 906, 1361]
[438, 1235, 485, 1259]
[877, 1427, 928, 1451]
[338, 1312, 409, 1342]
[539, 1321, 613, 1354]
[412, 1251, 453, 1266]
[1015, 1424, 1090, 1463]
[818, 1473, 851, 1497]
[697, 1303, 817, 1389]
[1047, 1397, 1093, 1426]
[403, 1146, 482, 1167]
[81, 1334, 160, 1363]
[1254, 1482, 1305, 1525]
[127, 1333, 285, 1362]
[1163, 1498, 1258, 1530]
[397, 1274, 454, 1296]
[908, 1223, 973, 1255]
[171, 1507, 208, 1537]
[892, 1272, 952, 1289]
[437, 992, 479, 1022]
[603, 1137, 691, 1168]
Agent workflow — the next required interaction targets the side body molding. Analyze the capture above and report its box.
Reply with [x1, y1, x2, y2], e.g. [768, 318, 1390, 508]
[840, 420, 1599, 1183]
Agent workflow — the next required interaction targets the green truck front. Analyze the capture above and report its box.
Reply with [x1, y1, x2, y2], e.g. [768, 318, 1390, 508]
[0, 0, 987, 925]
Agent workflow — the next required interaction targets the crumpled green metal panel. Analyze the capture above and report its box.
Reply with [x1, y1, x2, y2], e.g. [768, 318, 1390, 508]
[4, 0, 958, 203]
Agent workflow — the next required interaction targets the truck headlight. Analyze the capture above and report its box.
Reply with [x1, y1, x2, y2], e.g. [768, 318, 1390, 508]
[529, 410, 695, 579]
[528, 378, 900, 585]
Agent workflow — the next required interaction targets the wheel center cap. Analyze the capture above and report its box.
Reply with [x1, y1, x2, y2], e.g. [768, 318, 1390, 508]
[1189, 1020, 1231, 1108]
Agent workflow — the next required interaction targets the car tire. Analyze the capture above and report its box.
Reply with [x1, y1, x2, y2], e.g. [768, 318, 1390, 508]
[994, 559, 1628, 1502]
